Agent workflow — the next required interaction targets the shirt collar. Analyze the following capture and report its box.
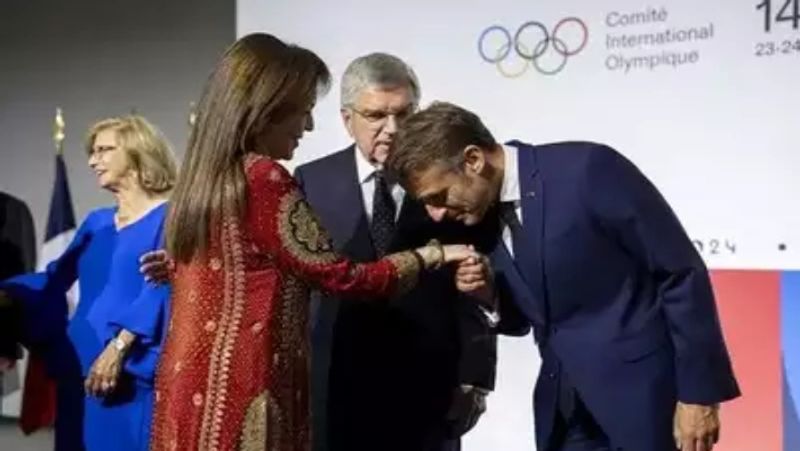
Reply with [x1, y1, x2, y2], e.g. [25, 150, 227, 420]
[499, 144, 521, 204]
[354, 145, 380, 184]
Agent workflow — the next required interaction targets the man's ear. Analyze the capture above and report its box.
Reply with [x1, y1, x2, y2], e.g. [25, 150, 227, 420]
[341, 108, 355, 138]
[462, 145, 486, 175]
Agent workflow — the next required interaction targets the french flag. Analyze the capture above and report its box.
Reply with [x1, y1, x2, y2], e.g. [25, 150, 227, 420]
[19, 152, 77, 434]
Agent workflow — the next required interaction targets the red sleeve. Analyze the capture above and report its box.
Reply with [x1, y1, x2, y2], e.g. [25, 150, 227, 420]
[245, 155, 421, 299]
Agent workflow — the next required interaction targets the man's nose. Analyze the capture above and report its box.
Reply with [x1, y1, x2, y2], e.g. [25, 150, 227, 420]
[383, 114, 399, 135]
[425, 205, 447, 222]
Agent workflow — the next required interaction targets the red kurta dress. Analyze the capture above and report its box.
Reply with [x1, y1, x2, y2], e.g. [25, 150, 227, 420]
[151, 154, 421, 451]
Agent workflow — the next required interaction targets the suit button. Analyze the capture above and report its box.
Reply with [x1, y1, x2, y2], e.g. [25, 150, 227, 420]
[547, 372, 556, 379]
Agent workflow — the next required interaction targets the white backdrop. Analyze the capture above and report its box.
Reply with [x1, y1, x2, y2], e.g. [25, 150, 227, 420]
[238, 1, 800, 449]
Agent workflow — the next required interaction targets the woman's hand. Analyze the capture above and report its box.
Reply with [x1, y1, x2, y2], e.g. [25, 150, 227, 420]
[414, 243, 480, 270]
[85, 343, 125, 397]
[139, 249, 172, 284]
[442, 244, 480, 264]
[85, 330, 135, 397]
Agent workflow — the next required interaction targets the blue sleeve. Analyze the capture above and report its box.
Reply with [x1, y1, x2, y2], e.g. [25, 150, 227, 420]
[582, 145, 740, 404]
[107, 215, 170, 383]
[1, 213, 96, 344]
[110, 282, 170, 383]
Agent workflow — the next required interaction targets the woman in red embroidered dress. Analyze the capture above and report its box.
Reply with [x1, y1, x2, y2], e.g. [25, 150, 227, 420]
[149, 33, 476, 451]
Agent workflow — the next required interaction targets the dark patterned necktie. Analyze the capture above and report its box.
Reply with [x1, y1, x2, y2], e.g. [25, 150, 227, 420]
[499, 202, 523, 240]
[370, 170, 396, 257]
[499, 201, 526, 260]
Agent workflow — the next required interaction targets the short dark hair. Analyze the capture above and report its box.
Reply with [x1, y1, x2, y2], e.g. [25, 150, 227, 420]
[387, 101, 497, 186]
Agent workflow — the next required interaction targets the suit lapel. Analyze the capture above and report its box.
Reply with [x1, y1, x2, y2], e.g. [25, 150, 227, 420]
[390, 197, 429, 250]
[324, 147, 376, 261]
[507, 141, 548, 324]
[491, 240, 546, 326]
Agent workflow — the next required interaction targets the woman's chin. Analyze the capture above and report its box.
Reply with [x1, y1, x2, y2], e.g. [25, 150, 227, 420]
[274, 149, 294, 161]
[97, 177, 119, 192]
[283, 143, 298, 160]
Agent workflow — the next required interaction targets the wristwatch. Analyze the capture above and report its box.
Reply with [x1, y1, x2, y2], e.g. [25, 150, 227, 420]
[112, 336, 130, 353]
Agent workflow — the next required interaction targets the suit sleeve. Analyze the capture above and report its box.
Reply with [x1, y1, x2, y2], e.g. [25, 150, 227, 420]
[247, 157, 422, 300]
[7, 196, 37, 272]
[582, 145, 740, 404]
[18, 199, 36, 272]
[468, 215, 530, 337]
[494, 276, 533, 337]
[0, 196, 36, 358]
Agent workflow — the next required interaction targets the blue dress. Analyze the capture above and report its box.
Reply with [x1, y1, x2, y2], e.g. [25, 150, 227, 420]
[1, 204, 170, 451]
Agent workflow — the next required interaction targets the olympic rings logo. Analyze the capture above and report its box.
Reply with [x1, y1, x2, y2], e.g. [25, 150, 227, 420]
[478, 17, 588, 77]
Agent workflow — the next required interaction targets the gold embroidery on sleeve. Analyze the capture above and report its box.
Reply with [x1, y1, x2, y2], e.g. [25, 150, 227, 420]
[385, 251, 422, 297]
[277, 191, 337, 265]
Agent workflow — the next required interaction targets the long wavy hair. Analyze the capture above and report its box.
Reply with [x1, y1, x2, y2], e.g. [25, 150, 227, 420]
[166, 33, 330, 262]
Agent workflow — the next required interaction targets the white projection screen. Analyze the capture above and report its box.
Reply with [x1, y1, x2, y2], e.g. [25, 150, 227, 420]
[238, 1, 800, 449]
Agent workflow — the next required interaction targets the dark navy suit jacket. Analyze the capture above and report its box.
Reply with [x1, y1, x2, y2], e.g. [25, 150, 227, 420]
[491, 140, 740, 450]
[295, 146, 496, 451]
[0, 192, 35, 360]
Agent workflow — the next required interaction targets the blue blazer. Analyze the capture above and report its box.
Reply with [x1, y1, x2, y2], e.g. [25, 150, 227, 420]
[491, 140, 740, 450]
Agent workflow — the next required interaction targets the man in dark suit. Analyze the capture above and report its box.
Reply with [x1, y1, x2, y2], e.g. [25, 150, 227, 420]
[294, 55, 496, 451]
[0, 191, 36, 287]
[0, 192, 35, 394]
[387, 101, 740, 451]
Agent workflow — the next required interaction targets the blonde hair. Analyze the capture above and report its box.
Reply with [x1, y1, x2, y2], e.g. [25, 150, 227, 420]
[86, 115, 178, 194]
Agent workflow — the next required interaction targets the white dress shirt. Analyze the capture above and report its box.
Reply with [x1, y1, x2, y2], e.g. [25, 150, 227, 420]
[354, 146, 405, 222]
[499, 144, 523, 257]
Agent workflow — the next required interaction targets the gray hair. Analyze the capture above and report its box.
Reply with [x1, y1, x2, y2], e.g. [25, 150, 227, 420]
[340, 53, 421, 109]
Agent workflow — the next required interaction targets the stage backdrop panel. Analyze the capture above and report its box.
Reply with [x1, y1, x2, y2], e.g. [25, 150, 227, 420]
[237, 1, 799, 449]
